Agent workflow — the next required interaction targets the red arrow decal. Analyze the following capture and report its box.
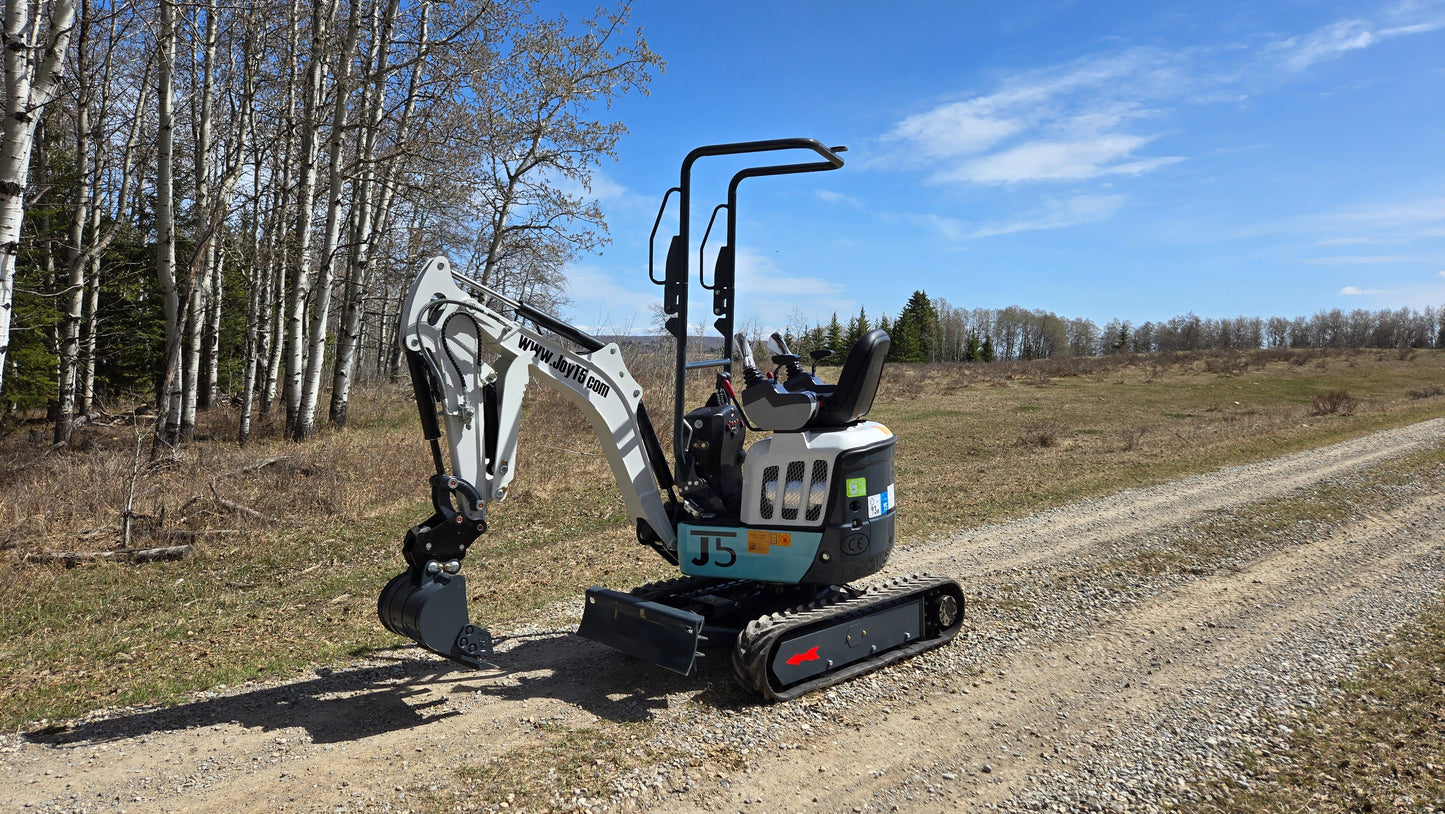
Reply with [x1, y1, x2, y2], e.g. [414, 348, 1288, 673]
[786, 645, 820, 666]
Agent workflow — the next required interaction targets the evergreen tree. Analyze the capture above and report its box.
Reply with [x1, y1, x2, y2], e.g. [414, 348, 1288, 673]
[805, 325, 826, 360]
[980, 334, 996, 363]
[1102, 319, 1130, 354]
[825, 312, 843, 351]
[964, 331, 982, 362]
[889, 290, 938, 363]
[782, 328, 798, 355]
[844, 306, 868, 349]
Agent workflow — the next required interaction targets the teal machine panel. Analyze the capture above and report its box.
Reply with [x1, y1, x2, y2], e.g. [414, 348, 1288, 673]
[678, 524, 822, 583]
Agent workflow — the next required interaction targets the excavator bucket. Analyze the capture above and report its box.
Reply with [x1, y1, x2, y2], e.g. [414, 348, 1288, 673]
[577, 587, 706, 675]
[378, 568, 493, 668]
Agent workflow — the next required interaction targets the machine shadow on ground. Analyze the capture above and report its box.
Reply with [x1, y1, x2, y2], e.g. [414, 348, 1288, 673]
[23, 632, 749, 747]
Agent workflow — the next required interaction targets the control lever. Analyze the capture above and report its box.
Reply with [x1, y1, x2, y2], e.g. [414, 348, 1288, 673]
[734, 333, 767, 387]
[769, 331, 807, 382]
[809, 348, 834, 374]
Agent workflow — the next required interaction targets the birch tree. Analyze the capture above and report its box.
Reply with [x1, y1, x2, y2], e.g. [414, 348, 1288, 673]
[153, 0, 181, 447]
[328, 0, 420, 427]
[0, 0, 76, 393]
[281, 0, 334, 437]
[468, 5, 659, 303]
[292, 0, 361, 441]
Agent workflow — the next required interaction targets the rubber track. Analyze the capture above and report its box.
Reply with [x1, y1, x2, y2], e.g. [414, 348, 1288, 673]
[732, 573, 964, 702]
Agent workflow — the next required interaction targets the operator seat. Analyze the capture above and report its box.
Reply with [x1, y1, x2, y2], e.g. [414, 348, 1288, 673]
[739, 329, 890, 432]
[810, 328, 889, 427]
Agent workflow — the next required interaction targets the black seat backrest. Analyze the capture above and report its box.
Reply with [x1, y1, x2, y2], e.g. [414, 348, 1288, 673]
[813, 329, 889, 427]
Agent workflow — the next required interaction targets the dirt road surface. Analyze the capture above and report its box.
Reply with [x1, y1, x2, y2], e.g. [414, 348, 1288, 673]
[4, 418, 1443, 813]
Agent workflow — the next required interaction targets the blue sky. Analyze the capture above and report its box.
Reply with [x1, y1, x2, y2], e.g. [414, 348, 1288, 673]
[558, 0, 1445, 335]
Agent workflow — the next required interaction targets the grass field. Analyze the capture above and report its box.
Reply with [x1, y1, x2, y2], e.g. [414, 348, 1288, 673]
[1, 347, 1443, 757]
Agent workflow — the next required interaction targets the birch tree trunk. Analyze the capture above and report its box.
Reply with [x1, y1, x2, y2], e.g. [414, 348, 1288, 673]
[293, 0, 360, 441]
[81, 39, 149, 417]
[79, 9, 148, 418]
[78, 253, 98, 412]
[329, 0, 416, 427]
[261, 0, 301, 416]
[54, 8, 93, 444]
[282, 0, 335, 437]
[197, 0, 224, 412]
[154, 0, 183, 448]
[0, 0, 76, 394]
[203, 244, 222, 407]
[179, 255, 211, 441]
[238, 96, 264, 445]
[179, 0, 219, 441]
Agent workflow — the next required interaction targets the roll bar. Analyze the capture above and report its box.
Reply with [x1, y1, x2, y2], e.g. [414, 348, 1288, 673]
[646, 138, 847, 469]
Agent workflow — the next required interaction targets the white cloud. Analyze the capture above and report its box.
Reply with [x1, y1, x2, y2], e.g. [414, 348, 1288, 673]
[1437, 269, 1445, 279]
[816, 189, 862, 207]
[884, 5, 1444, 187]
[965, 194, 1128, 238]
[1242, 196, 1445, 244]
[1272, 15, 1445, 72]
[940, 136, 1182, 184]
[890, 99, 1023, 158]
[883, 48, 1190, 186]
[585, 171, 630, 202]
[1339, 285, 1386, 295]
[547, 169, 649, 214]
[732, 249, 853, 328]
[562, 264, 661, 334]
[898, 194, 1127, 241]
[1272, 20, 1378, 72]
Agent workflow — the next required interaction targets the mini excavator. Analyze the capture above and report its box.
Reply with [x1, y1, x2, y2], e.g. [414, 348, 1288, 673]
[378, 139, 965, 701]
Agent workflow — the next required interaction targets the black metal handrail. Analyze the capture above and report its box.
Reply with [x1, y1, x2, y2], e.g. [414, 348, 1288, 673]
[657, 138, 847, 469]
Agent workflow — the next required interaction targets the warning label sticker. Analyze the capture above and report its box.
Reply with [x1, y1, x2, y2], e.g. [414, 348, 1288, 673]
[747, 530, 792, 554]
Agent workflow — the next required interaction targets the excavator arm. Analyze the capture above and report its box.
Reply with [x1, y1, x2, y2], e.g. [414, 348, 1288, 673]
[378, 256, 677, 666]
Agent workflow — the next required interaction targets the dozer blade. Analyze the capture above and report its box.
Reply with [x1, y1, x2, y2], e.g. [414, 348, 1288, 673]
[378, 568, 493, 668]
[577, 587, 706, 675]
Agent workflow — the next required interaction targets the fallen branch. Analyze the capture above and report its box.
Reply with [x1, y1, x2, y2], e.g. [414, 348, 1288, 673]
[164, 529, 239, 538]
[136, 455, 295, 499]
[23, 544, 195, 566]
[209, 482, 296, 525]
[212, 455, 294, 480]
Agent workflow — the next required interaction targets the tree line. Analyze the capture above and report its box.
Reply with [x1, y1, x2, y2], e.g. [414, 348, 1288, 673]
[0, 0, 659, 451]
[782, 293, 1445, 364]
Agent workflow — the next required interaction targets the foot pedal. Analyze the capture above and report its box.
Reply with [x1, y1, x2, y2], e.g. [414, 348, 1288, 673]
[577, 587, 705, 675]
[378, 567, 493, 668]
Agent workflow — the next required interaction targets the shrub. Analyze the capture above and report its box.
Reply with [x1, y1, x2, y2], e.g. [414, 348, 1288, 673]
[1310, 390, 1357, 416]
[1015, 424, 1059, 448]
[1407, 385, 1445, 400]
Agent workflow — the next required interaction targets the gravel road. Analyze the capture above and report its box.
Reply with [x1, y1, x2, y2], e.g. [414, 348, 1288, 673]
[3, 418, 1443, 814]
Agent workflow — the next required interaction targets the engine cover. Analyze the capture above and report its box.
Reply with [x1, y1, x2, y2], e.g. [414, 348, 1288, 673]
[676, 421, 898, 586]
